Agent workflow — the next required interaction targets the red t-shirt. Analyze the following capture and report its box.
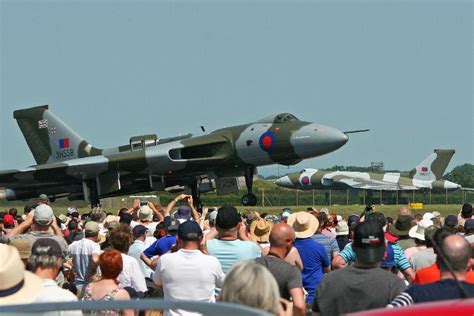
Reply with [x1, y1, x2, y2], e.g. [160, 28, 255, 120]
[414, 262, 474, 285]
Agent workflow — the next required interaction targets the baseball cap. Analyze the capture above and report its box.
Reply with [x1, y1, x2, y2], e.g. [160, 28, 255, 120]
[444, 215, 458, 228]
[66, 207, 77, 215]
[2, 214, 14, 226]
[167, 219, 180, 231]
[465, 219, 474, 231]
[133, 225, 148, 238]
[9, 239, 31, 260]
[178, 221, 203, 241]
[31, 238, 63, 258]
[34, 204, 53, 226]
[216, 206, 241, 229]
[84, 221, 100, 234]
[353, 221, 385, 263]
[347, 214, 360, 227]
[38, 194, 49, 203]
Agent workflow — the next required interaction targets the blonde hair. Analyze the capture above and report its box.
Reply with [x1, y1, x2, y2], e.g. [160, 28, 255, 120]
[219, 261, 280, 314]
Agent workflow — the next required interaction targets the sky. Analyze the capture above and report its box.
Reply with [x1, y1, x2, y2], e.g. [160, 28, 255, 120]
[1, 0, 472, 178]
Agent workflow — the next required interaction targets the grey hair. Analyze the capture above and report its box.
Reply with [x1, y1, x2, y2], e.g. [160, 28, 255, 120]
[219, 261, 280, 314]
[29, 254, 62, 272]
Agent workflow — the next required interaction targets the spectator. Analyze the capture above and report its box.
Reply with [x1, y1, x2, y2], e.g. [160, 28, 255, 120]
[69, 221, 103, 297]
[65, 220, 84, 245]
[458, 203, 473, 227]
[0, 244, 42, 305]
[131, 204, 162, 236]
[206, 206, 261, 273]
[390, 210, 415, 251]
[219, 261, 285, 315]
[335, 220, 350, 251]
[8, 204, 68, 256]
[314, 221, 406, 315]
[29, 239, 80, 314]
[413, 227, 474, 284]
[109, 224, 147, 295]
[333, 213, 415, 283]
[255, 223, 306, 316]
[83, 249, 133, 316]
[444, 214, 458, 231]
[464, 219, 474, 243]
[2, 214, 15, 234]
[312, 212, 339, 265]
[288, 212, 329, 304]
[408, 220, 436, 272]
[389, 234, 474, 307]
[153, 221, 225, 316]
[249, 218, 273, 252]
[128, 225, 154, 279]
[141, 219, 180, 269]
[281, 208, 292, 223]
[38, 193, 50, 205]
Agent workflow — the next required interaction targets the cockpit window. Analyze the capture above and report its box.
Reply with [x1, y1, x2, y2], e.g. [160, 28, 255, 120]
[257, 113, 300, 124]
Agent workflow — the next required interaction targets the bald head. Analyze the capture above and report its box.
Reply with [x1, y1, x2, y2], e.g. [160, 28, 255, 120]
[269, 223, 295, 248]
[439, 234, 471, 273]
[399, 207, 412, 216]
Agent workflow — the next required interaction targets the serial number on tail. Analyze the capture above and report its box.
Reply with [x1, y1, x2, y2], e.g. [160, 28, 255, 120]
[56, 149, 75, 159]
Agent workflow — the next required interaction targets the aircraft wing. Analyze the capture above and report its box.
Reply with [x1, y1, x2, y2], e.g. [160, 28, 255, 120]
[329, 175, 419, 191]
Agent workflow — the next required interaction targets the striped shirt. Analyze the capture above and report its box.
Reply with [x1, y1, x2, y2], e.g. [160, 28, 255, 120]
[312, 232, 339, 262]
[388, 279, 474, 307]
[339, 242, 411, 271]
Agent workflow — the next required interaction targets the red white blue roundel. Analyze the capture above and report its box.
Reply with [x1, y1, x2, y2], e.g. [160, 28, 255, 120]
[259, 131, 276, 152]
[300, 176, 311, 186]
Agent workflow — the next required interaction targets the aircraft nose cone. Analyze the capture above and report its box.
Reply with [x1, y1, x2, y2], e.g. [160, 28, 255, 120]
[275, 176, 293, 188]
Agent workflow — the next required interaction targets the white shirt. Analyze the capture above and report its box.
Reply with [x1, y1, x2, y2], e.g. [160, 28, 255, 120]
[118, 253, 148, 293]
[68, 238, 101, 284]
[131, 221, 159, 237]
[35, 279, 81, 316]
[154, 249, 226, 316]
[128, 239, 154, 278]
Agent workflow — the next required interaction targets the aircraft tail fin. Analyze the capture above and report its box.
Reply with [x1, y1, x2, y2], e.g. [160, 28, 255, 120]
[13, 105, 102, 165]
[409, 149, 455, 181]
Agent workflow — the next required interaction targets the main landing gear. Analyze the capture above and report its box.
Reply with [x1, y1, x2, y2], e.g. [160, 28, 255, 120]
[241, 166, 257, 206]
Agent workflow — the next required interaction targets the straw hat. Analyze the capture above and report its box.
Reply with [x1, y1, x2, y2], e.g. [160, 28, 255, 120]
[250, 219, 273, 243]
[287, 212, 319, 238]
[0, 244, 42, 305]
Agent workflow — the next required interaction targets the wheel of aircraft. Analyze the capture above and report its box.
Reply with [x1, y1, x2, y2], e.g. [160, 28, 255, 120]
[241, 193, 257, 206]
[241, 165, 258, 206]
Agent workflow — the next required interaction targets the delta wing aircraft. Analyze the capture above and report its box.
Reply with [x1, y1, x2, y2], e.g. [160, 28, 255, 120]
[0, 105, 360, 206]
[276, 149, 467, 192]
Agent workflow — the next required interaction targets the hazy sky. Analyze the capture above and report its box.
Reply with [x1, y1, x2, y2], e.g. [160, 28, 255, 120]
[1, 0, 472, 177]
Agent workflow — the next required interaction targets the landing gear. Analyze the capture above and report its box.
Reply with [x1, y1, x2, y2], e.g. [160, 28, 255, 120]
[190, 182, 203, 211]
[242, 166, 257, 206]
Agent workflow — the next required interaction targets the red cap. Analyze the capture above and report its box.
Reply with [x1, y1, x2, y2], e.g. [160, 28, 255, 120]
[2, 214, 14, 226]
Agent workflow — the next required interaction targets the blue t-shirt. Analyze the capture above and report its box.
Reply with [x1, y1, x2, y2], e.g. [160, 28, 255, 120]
[143, 235, 177, 258]
[294, 237, 330, 303]
[206, 239, 261, 273]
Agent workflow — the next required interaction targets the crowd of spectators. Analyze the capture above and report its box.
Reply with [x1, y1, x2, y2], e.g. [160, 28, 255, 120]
[0, 194, 473, 315]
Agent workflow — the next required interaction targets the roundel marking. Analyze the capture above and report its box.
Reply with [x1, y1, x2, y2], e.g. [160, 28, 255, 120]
[259, 131, 276, 152]
[301, 176, 310, 186]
